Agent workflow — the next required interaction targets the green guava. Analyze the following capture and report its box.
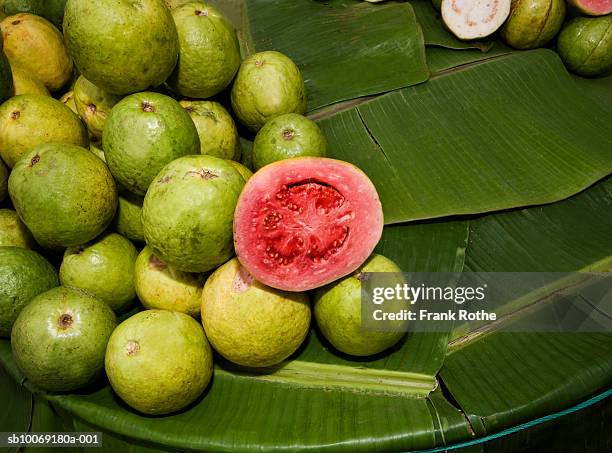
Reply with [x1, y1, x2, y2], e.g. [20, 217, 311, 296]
[60, 232, 138, 313]
[201, 258, 311, 367]
[501, 0, 566, 49]
[9, 143, 117, 249]
[105, 309, 213, 415]
[239, 138, 254, 170]
[143, 155, 245, 272]
[135, 246, 205, 318]
[0, 208, 34, 248]
[0, 94, 88, 167]
[181, 100, 241, 161]
[557, 16, 612, 77]
[0, 50, 12, 103]
[0, 159, 8, 202]
[63, 0, 179, 95]
[10, 63, 49, 96]
[74, 75, 121, 139]
[0, 246, 58, 336]
[314, 254, 406, 357]
[252, 113, 327, 170]
[164, 0, 190, 8]
[171, 2, 240, 98]
[59, 89, 77, 114]
[89, 140, 106, 162]
[231, 51, 307, 132]
[111, 191, 144, 243]
[103, 92, 200, 196]
[227, 160, 253, 182]
[0, 0, 67, 28]
[12, 286, 116, 391]
[1, 13, 72, 91]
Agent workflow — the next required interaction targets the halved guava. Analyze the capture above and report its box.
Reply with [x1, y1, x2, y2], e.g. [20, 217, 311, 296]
[233, 157, 384, 292]
[568, 0, 611, 16]
[442, 0, 510, 40]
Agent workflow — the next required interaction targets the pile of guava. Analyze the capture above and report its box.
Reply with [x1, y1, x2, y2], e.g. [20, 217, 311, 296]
[0, 0, 412, 416]
[436, 0, 611, 76]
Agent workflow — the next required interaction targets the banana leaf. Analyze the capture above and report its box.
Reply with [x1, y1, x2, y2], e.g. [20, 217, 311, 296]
[0, 363, 31, 453]
[440, 177, 612, 434]
[242, 0, 428, 111]
[409, 0, 492, 51]
[320, 50, 612, 224]
[572, 74, 612, 113]
[425, 42, 514, 74]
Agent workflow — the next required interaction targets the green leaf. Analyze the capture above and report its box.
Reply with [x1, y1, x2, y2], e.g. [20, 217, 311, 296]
[243, 0, 428, 111]
[572, 74, 612, 113]
[426, 42, 514, 74]
[410, 0, 492, 51]
[320, 50, 611, 224]
[0, 361, 31, 453]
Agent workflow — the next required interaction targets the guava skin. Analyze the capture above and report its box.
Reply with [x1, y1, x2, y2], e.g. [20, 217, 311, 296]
[74, 76, 121, 139]
[227, 160, 253, 182]
[501, 0, 566, 49]
[252, 113, 327, 170]
[314, 254, 406, 357]
[233, 157, 384, 292]
[0, 159, 8, 202]
[0, 246, 58, 337]
[8, 143, 118, 250]
[89, 140, 106, 162]
[63, 0, 179, 95]
[143, 155, 245, 273]
[568, 0, 612, 16]
[0, 94, 89, 168]
[0, 0, 67, 28]
[0, 50, 12, 103]
[103, 92, 200, 196]
[0, 13, 72, 92]
[201, 258, 311, 367]
[0, 208, 35, 248]
[181, 100, 241, 161]
[135, 246, 205, 318]
[11, 286, 117, 391]
[171, 2, 241, 99]
[231, 51, 307, 132]
[557, 16, 612, 77]
[10, 64, 49, 96]
[105, 309, 213, 415]
[111, 192, 144, 243]
[59, 90, 78, 114]
[60, 232, 138, 313]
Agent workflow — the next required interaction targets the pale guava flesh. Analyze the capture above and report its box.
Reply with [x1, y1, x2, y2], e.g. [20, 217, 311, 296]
[442, 0, 511, 40]
[234, 157, 384, 292]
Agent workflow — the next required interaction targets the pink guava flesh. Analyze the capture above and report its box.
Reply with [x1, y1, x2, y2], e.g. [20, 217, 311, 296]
[233, 157, 384, 292]
[570, 0, 612, 14]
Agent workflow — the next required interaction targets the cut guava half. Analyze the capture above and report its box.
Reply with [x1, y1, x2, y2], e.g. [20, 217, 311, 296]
[442, 0, 510, 40]
[233, 157, 384, 292]
[568, 0, 612, 16]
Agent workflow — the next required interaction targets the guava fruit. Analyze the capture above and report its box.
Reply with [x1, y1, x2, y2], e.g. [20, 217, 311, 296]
[0, 247, 58, 336]
[231, 51, 307, 132]
[557, 16, 612, 77]
[10, 64, 49, 96]
[181, 100, 241, 161]
[234, 157, 384, 292]
[74, 76, 121, 139]
[103, 92, 200, 196]
[201, 258, 311, 367]
[11, 286, 116, 391]
[0, 13, 72, 91]
[252, 113, 327, 171]
[228, 160, 253, 182]
[501, 0, 566, 49]
[441, 0, 511, 40]
[239, 139, 254, 170]
[164, 0, 190, 8]
[9, 143, 117, 249]
[0, 208, 34, 248]
[63, 0, 179, 95]
[171, 2, 240, 99]
[0, 0, 67, 28]
[0, 94, 88, 168]
[568, 0, 611, 16]
[135, 246, 205, 318]
[59, 89, 77, 114]
[0, 50, 13, 103]
[89, 140, 106, 162]
[105, 309, 213, 415]
[60, 233, 138, 313]
[111, 192, 144, 243]
[0, 159, 8, 202]
[314, 254, 406, 357]
[143, 155, 245, 272]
